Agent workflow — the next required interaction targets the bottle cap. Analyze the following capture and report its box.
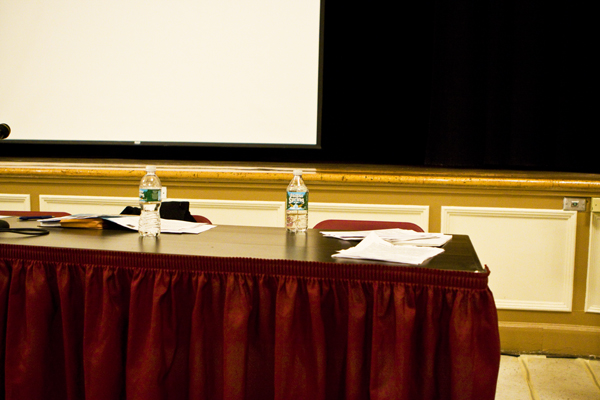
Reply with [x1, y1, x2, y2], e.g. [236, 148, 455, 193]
[146, 165, 157, 173]
[293, 169, 302, 176]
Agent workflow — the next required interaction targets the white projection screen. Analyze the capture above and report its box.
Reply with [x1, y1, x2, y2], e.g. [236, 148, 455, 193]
[0, 1, 322, 147]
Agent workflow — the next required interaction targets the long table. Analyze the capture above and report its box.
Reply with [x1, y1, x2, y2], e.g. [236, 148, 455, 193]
[0, 218, 500, 400]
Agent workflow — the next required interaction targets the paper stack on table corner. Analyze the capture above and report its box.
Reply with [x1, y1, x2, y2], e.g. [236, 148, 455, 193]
[331, 232, 445, 265]
[323, 228, 452, 265]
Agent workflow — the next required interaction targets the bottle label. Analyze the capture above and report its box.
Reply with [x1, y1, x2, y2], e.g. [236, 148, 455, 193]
[286, 191, 308, 211]
[140, 188, 161, 202]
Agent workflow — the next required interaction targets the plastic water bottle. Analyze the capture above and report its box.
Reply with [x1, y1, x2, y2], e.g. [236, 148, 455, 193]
[286, 169, 308, 233]
[139, 165, 162, 237]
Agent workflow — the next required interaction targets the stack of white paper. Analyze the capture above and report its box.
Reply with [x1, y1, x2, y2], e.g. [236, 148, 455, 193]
[322, 228, 452, 247]
[332, 232, 445, 265]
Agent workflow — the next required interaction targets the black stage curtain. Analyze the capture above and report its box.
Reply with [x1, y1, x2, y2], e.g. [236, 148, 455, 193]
[422, 1, 592, 172]
[314, 0, 594, 173]
[317, 0, 594, 173]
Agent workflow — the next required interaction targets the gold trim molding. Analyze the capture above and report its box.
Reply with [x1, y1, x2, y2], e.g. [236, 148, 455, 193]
[2, 159, 600, 192]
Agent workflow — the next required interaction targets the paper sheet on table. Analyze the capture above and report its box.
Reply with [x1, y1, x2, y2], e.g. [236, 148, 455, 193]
[332, 232, 445, 265]
[103, 216, 216, 234]
[322, 228, 452, 247]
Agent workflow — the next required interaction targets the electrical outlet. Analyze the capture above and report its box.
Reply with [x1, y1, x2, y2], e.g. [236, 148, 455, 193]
[161, 186, 167, 200]
[592, 198, 600, 212]
[563, 197, 587, 211]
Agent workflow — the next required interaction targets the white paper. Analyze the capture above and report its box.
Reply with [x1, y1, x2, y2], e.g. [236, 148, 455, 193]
[332, 232, 445, 265]
[322, 228, 452, 247]
[103, 216, 216, 234]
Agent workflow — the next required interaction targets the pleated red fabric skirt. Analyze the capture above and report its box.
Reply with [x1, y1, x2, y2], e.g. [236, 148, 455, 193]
[0, 244, 500, 400]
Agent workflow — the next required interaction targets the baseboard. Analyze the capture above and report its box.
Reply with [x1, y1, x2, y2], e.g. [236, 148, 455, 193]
[500, 321, 600, 358]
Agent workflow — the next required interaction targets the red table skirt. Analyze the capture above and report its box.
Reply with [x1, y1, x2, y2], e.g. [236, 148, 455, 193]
[0, 245, 500, 400]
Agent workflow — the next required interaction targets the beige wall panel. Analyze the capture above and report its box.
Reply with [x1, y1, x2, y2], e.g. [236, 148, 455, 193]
[185, 199, 284, 227]
[40, 195, 138, 214]
[0, 194, 30, 211]
[39, 195, 285, 227]
[441, 207, 577, 312]
[586, 213, 600, 313]
[189, 200, 429, 228]
[38, 195, 430, 229]
[309, 203, 429, 231]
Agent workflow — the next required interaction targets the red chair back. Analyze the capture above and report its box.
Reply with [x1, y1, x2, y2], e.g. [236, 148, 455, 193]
[313, 219, 424, 232]
[192, 215, 212, 224]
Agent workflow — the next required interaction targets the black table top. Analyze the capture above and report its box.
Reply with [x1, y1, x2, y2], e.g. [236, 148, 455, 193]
[0, 217, 484, 272]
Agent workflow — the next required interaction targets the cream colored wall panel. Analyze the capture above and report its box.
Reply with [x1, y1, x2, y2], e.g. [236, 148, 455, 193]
[40, 195, 138, 215]
[441, 207, 577, 312]
[0, 194, 31, 211]
[585, 213, 600, 313]
[309, 203, 429, 232]
[38, 195, 429, 230]
[39, 195, 285, 227]
[186, 199, 285, 227]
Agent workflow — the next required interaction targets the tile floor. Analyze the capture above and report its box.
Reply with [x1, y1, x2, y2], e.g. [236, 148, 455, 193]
[495, 355, 600, 399]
